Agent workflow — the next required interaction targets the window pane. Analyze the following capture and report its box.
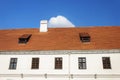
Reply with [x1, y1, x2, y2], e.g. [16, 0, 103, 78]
[82, 58, 86, 62]
[83, 63, 86, 69]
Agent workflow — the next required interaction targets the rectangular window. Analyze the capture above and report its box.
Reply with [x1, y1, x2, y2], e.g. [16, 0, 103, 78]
[9, 58, 17, 70]
[31, 58, 39, 69]
[55, 57, 62, 69]
[78, 57, 86, 69]
[102, 57, 111, 69]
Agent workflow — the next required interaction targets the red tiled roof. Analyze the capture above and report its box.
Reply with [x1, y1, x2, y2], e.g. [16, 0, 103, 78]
[0, 26, 120, 51]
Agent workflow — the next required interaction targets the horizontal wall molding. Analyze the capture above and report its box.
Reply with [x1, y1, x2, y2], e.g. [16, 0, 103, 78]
[0, 74, 120, 78]
[0, 49, 120, 55]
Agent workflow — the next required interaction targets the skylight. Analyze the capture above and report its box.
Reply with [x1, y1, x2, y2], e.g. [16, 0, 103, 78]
[79, 33, 90, 42]
[18, 34, 32, 44]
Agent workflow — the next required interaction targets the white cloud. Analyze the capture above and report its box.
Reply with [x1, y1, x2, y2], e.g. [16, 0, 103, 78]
[48, 15, 75, 28]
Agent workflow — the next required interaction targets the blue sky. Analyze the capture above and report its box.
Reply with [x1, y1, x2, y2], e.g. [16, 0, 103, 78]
[0, 0, 120, 29]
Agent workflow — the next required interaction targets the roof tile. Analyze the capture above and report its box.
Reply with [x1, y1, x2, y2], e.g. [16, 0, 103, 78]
[0, 26, 120, 51]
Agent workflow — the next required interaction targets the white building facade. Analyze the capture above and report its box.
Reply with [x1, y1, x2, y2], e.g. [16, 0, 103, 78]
[0, 50, 120, 80]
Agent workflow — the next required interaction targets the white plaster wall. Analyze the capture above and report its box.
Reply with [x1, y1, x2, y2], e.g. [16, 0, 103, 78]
[70, 53, 120, 74]
[0, 51, 120, 80]
[0, 55, 69, 74]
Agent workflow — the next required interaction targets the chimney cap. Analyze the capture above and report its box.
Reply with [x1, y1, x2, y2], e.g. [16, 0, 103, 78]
[40, 20, 48, 24]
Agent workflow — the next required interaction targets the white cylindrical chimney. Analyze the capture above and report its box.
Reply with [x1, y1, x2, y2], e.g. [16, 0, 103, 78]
[40, 20, 48, 32]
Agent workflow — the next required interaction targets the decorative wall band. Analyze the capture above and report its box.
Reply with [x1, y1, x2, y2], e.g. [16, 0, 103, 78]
[1, 74, 120, 78]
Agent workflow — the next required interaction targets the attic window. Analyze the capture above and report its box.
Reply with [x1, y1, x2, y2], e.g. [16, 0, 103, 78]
[19, 34, 32, 44]
[79, 33, 90, 42]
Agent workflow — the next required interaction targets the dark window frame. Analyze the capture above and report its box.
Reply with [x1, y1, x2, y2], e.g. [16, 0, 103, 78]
[102, 57, 111, 69]
[31, 58, 39, 69]
[78, 57, 86, 69]
[9, 58, 17, 70]
[55, 57, 62, 69]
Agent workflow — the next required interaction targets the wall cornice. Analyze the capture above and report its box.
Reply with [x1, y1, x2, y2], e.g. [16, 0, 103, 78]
[0, 49, 120, 55]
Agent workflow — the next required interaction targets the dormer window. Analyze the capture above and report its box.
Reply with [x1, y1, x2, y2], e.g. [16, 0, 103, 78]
[79, 33, 90, 42]
[19, 34, 32, 44]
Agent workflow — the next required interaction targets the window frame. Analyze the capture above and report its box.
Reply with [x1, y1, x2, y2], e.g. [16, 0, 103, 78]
[55, 57, 63, 69]
[9, 58, 17, 70]
[78, 57, 86, 69]
[31, 58, 39, 69]
[102, 57, 111, 69]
